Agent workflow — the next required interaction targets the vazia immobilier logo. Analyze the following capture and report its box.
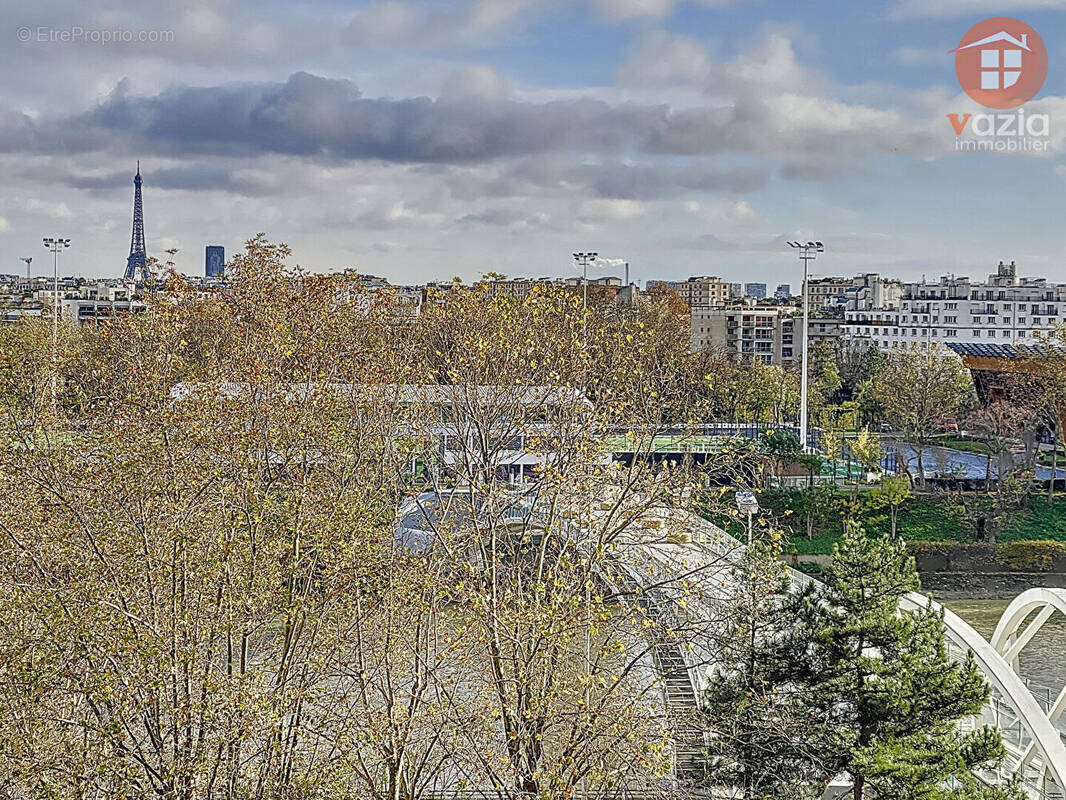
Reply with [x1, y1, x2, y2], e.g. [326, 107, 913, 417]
[947, 16, 1049, 152]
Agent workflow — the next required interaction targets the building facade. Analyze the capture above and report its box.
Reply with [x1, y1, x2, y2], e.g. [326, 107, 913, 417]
[206, 245, 225, 279]
[690, 305, 803, 366]
[744, 282, 767, 300]
[647, 275, 731, 307]
[841, 262, 1065, 352]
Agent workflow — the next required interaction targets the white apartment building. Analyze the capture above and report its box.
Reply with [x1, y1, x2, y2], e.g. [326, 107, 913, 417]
[807, 273, 902, 312]
[79, 283, 132, 302]
[691, 305, 802, 366]
[842, 261, 1065, 352]
[61, 298, 146, 326]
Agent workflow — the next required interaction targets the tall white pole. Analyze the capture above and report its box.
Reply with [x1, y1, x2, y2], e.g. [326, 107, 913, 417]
[44, 237, 69, 412]
[800, 254, 810, 453]
[788, 241, 822, 453]
[52, 244, 59, 410]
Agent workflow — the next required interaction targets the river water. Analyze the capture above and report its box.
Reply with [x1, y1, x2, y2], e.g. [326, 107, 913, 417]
[945, 598, 1066, 691]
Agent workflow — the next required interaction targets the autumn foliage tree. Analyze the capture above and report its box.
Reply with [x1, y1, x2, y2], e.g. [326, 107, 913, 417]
[0, 237, 732, 800]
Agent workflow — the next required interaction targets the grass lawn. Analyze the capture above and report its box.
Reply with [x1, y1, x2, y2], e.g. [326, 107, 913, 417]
[935, 436, 991, 455]
[703, 486, 1066, 555]
[786, 496, 963, 554]
[1000, 495, 1066, 542]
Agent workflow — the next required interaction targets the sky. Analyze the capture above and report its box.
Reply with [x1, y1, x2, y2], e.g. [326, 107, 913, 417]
[5, 0, 1066, 286]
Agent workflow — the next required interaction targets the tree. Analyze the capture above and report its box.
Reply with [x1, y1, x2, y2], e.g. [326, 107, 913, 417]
[1024, 328, 1066, 505]
[873, 347, 974, 487]
[0, 238, 729, 799]
[867, 475, 912, 539]
[795, 523, 1013, 800]
[789, 482, 838, 540]
[839, 344, 885, 407]
[699, 536, 830, 798]
[848, 427, 883, 491]
[809, 341, 844, 412]
[964, 400, 1036, 491]
[759, 428, 802, 483]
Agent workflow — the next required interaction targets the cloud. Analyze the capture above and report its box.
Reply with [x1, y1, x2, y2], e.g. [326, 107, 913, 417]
[344, 0, 555, 47]
[457, 207, 551, 230]
[890, 0, 1066, 19]
[684, 198, 759, 227]
[17, 62, 939, 171]
[617, 31, 822, 95]
[891, 46, 945, 66]
[26, 199, 73, 219]
[591, 0, 746, 20]
[342, 0, 749, 46]
[576, 198, 646, 223]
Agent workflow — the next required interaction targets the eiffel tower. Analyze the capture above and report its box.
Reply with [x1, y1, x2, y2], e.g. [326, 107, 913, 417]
[124, 161, 148, 281]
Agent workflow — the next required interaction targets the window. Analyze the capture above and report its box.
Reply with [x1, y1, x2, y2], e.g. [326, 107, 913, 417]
[973, 330, 980, 337]
[945, 316, 956, 323]
[944, 329, 957, 337]
[1019, 331, 1027, 338]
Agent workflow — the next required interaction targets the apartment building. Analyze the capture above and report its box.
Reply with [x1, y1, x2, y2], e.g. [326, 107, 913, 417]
[807, 277, 854, 310]
[691, 305, 803, 366]
[808, 313, 844, 352]
[805, 273, 901, 312]
[842, 261, 1066, 351]
[648, 275, 731, 307]
[61, 298, 147, 326]
[744, 282, 767, 300]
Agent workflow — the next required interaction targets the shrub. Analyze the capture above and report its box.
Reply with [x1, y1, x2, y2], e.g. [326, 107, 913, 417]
[995, 540, 1066, 572]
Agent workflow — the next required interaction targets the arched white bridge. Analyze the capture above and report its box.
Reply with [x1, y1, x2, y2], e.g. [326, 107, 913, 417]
[397, 491, 1066, 798]
[618, 510, 1066, 799]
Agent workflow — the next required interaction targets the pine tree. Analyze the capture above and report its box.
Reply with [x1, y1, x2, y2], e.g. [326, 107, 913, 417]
[699, 536, 832, 798]
[797, 523, 1017, 800]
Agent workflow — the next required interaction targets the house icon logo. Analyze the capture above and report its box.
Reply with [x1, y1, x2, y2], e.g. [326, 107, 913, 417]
[951, 17, 1047, 109]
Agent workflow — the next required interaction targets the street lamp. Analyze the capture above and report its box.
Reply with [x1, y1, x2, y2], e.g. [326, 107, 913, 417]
[572, 252, 598, 357]
[572, 252, 598, 314]
[786, 240, 824, 453]
[43, 237, 71, 409]
[734, 490, 760, 546]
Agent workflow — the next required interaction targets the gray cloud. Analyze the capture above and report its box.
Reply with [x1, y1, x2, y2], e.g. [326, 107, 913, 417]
[13, 68, 940, 170]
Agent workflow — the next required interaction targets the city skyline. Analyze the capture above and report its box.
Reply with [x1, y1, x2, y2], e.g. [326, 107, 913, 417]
[5, 0, 1066, 283]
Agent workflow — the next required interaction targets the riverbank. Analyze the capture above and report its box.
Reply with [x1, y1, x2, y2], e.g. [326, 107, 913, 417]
[920, 571, 1066, 599]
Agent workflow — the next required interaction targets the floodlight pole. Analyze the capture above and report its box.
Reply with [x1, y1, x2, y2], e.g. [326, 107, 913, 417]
[572, 251, 598, 353]
[787, 241, 824, 453]
[572, 248, 598, 800]
[43, 237, 71, 411]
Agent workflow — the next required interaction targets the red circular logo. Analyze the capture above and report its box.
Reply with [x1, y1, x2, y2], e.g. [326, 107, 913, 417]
[952, 17, 1047, 109]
